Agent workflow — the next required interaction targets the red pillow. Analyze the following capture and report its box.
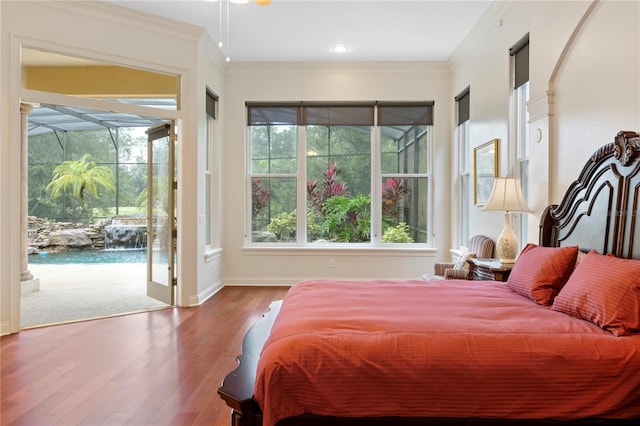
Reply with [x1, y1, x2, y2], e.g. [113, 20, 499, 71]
[552, 250, 640, 336]
[506, 243, 579, 305]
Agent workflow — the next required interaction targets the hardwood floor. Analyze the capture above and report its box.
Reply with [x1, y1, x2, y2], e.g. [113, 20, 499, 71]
[1, 286, 289, 426]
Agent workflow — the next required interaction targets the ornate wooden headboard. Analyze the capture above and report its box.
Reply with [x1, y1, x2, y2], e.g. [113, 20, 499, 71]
[539, 131, 640, 258]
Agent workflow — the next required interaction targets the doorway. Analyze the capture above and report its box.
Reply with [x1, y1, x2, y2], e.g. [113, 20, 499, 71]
[22, 105, 176, 328]
[17, 46, 182, 329]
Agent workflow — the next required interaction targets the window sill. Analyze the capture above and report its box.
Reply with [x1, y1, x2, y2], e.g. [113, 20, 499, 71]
[204, 247, 223, 263]
[242, 245, 436, 257]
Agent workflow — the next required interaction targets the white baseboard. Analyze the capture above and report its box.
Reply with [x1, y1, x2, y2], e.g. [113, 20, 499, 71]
[1, 321, 11, 336]
[189, 281, 224, 306]
[223, 278, 297, 286]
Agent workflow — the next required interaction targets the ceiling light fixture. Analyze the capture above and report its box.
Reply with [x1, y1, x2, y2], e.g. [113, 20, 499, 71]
[217, 0, 223, 48]
[209, 0, 271, 61]
[210, 0, 235, 61]
[207, 0, 268, 4]
[332, 45, 349, 54]
[226, 0, 231, 61]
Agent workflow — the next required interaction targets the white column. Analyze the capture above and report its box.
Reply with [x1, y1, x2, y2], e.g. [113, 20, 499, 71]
[526, 92, 552, 241]
[20, 102, 34, 282]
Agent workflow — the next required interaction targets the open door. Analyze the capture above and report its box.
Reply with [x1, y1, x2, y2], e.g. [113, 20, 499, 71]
[146, 122, 176, 305]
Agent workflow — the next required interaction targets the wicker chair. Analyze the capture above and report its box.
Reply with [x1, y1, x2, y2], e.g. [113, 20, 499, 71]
[427, 235, 495, 280]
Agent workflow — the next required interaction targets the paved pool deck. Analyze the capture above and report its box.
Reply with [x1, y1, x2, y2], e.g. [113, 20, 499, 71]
[21, 263, 169, 328]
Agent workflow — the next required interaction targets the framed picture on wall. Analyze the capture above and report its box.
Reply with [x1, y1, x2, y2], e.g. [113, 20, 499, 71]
[474, 139, 498, 206]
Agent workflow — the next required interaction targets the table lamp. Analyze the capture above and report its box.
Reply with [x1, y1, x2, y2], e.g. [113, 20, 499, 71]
[482, 177, 530, 263]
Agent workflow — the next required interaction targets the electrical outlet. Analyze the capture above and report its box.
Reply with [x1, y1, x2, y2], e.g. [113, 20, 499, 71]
[328, 259, 335, 268]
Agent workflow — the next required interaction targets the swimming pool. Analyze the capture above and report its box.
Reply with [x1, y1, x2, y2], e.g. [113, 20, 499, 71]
[29, 249, 147, 264]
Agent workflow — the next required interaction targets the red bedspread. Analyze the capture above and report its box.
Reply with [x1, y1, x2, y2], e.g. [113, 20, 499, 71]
[254, 279, 640, 426]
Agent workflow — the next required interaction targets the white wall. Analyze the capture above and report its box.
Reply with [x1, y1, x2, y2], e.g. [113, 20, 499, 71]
[196, 36, 227, 304]
[551, 0, 640, 200]
[450, 0, 640, 247]
[449, 1, 521, 242]
[222, 62, 451, 285]
[0, 0, 224, 334]
[0, 0, 8, 334]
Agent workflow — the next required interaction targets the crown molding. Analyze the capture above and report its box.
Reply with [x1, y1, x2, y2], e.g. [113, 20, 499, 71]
[46, 0, 205, 43]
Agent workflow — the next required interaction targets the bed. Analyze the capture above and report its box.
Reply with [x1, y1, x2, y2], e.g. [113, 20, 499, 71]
[218, 130, 640, 426]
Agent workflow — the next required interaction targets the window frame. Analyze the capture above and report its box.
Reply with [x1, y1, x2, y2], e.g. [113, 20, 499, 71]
[245, 102, 434, 248]
[513, 81, 529, 245]
[509, 34, 530, 247]
[455, 87, 471, 246]
[379, 124, 432, 246]
[205, 89, 219, 250]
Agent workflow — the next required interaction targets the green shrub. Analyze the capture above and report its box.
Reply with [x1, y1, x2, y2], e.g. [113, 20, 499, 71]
[322, 195, 371, 242]
[267, 210, 296, 239]
[306, 209, 323, 238]
[382, 222, 414, 243]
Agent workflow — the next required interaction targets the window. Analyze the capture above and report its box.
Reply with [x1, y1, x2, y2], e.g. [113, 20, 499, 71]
[455, 86, 470, 246]
[510, 34, 530, 245]
[205, 89, 218, 247]
[247, 102, 433, 246]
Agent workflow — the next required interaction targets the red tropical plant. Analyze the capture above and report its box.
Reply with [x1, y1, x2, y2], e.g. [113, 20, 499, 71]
[307, 161, 348, 216]
[252, 177, 271, 219]
[382, 177, 410, 221]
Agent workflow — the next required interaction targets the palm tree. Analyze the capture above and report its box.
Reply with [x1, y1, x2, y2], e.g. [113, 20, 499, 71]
[46, 154, 116, 222]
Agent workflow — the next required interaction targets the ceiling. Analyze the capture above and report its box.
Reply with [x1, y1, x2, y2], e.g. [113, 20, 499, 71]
[104, 0, 493, 62]
[26, 0, 494, 136]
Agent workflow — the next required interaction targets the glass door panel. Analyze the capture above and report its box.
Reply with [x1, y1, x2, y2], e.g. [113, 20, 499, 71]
[146, 122, 175, 305]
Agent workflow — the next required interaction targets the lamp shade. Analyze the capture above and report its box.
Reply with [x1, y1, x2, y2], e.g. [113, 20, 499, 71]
[482, 177, 530, 213]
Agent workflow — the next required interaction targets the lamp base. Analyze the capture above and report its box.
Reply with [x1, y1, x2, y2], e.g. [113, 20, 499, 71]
[496, 212, 518, 264]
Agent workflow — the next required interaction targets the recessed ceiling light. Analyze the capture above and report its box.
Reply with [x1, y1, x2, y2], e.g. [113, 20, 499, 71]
[332, 45, 349, 54]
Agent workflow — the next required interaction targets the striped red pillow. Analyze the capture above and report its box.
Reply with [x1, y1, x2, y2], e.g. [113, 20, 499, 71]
[507, 243, 578, 305]
[552, 250, 640, 336]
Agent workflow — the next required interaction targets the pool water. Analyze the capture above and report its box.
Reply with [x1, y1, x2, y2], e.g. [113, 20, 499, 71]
[29, 249, 147, 264]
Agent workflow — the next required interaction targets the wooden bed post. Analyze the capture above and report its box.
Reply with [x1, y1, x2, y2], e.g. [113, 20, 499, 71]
[538, 204, 559, 247]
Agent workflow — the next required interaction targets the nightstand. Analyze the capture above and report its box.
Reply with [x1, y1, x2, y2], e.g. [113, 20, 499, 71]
[467, 258, 514, 282]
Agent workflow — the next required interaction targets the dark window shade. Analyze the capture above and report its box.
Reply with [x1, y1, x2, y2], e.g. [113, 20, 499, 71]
[377, 102, 434, 126]
[510, 33, 529, 89]
[206, 90, 218, 118]
[246, 101, 435, 127]
[303, 103, 374, 126]
[247, 103, 301, 125]
[455, 87, 470, 125]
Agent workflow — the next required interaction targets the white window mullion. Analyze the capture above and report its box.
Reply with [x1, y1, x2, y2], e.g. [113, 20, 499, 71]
[205, 114, 214, 247]
[370, 126, 381, 243]
[245, 125, 252, 244]
[427, 129, 435, 246]
[509, 82, 529, 248]
[296, 125, 307, 246]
